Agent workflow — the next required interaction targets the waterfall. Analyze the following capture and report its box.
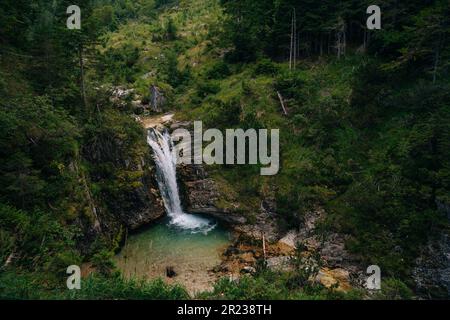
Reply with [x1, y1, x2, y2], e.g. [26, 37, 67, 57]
[147, 128, 216, 234]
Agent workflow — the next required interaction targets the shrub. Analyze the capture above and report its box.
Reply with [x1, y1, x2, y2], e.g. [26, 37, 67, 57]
[205, 61, 231, 79]
[253, 58, 278, 76]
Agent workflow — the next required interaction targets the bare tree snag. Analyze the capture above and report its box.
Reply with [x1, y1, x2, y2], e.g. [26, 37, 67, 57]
[79, 45, 88, 110]
[277, 91, 288, 116]
[262, 233, 267, 261]
[289, 8, 297, 71]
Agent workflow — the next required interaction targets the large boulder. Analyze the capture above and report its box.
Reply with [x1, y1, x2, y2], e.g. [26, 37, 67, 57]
[178, 163, 246, 225]
[149, 85, 166, 113]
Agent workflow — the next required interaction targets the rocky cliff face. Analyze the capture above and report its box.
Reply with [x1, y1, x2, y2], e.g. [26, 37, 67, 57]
[413, 232, 450, 298]
[149, 85, 166, 113]
[177, 162, 282, 243]
[112, 155, 165, 230]
[75, 152, 165, 255]
[82, 124, 166, 235]
[178, 164, 246, 225]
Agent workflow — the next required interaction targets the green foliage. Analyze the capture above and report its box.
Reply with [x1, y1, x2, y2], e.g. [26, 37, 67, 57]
[205, 61, 231, 79]
[165, 17, 178, 41]
[372, 278, 414, 300]
[91, 250, 116, 276]
[0, 271, 189, 300]
[1, 0, 449, 300]
[196, 81, 221, 98]
[0, 204, 80, 272]
[201, 270, 361, 300]
[69, 274, 189, 300]
[201, 241, 360, 300]
[253, 58, 278, 76]
[0, 96, 80, 211]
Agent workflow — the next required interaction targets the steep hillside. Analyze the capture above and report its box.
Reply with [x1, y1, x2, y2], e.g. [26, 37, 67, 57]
[1, 0, 449, 299]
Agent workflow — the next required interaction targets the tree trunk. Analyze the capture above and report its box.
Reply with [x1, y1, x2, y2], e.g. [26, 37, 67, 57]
[79, 45, 88, 110]
[289, 10, 294, 70]
[320, 34, 324, 56]
[293, 8, 297, 70]
[336, 18, 346, 60]
[363, 29, 367, 51]
[433, 46, 440, 84]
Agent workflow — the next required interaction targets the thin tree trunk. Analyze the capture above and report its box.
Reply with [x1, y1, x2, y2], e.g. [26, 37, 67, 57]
[327, 33, 330, 54]
[293, 8, 296, 70]
[336, 18, 346, 60]
[79, 45, 88, 110]
[433, 46, 440, 84]
[363, 28, 367, 51]
[2, 251, 15, 269]
[289, 10, 294, 70]
[262, 233, 267, 261]
[343, 25, 346, 56]
[320, 34, 324, 56]
[277, 91, 288, 116]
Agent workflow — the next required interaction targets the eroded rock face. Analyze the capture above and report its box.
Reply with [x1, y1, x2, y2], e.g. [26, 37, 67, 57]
[82, 130, 165, 231]
[178, 161, 280, 240]
[149, 85, 166, 113]
[178, 164, 247, 225]
[233, 209, 279, 242]
[113, 156, 165, 230]
[413, 232, 450, 298]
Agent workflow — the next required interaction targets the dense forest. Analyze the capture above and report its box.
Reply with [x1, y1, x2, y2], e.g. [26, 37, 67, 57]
[0, 0, 449, 299]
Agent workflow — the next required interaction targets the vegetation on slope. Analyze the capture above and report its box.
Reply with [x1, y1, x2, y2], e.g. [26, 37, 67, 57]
[1, 0, 449, 299]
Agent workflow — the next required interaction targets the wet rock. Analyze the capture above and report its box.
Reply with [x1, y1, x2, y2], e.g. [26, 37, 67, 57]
[115, 159, 165, 230]
[178, 164, 247, 225]
[166, 266, 177, 278]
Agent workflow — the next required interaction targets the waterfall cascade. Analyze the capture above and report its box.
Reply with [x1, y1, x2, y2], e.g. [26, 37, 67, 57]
[147, 128, 216, 234]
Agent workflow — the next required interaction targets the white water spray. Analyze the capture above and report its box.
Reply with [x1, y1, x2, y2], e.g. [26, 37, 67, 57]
[147, 128, 216, 234]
